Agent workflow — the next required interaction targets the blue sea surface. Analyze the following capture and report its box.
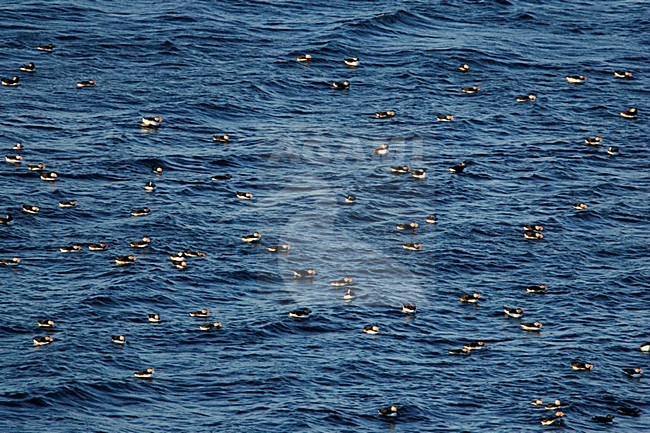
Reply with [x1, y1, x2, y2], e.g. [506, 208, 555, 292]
[0, 1, 648, 432]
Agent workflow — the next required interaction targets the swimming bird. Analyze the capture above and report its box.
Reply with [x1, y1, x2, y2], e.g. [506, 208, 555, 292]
[620, 107, 637, 119]
[523, 225, 544, 232]
[115, 255, 137, 265]
[152, 165, 163, 174]
[36, 44, 55, 52]
[523, 231, 543, 240]
[130, 237, 151, 248]
[622, 368, 643, 378]
[236, 191, 253, 200]
[37, 319, 55, 328]
[199, 322, 222, 331]
[40, 172, 58, 181]
[364, 325, 379, 335]
[76, 80, 96, 88]
[174, 260, 187, 269]
[213, 135, 230, 143]
[344, 57, 359, 67]
[585, 136, 602, 145]
[5, 155, 23, 163]
[211, 174, 232, 181]
[461, 85, 480, 94]
[1, 76, 20, 86]
[147, 313, 160, 323]
[112, 335, 126, 344]
[189, 309, 210, 317]
[169, 252, 185, 262]
[614, 71, 633, 79]
[463, 341, 487, 351]
[88, 243, 109, 251]
[332, 80, 350, 89]
[59, 245, 82, 253]
[375, 111, 395, 118]
[640, 342, 650, 352]
[530, 399, 543, 406]
[437, 115, 454, 122]
[296, 54, 311, 62]
[449, 348, 471, 355]
[458, 64, 470, 72]
[516, 93, 537, 102]
[20, 62, 35, 72]
[134, 368, 155, 378]
[503, 307, 525, 318]
[403, 243, 422, 251]
[378, 405, 398, 417]
[373, 144, 388, 155]
[396, 222, 419, 230]
[59, 200, 78, 208]
[541, 411, 565, 426]
[293, 269, 317, 278]
[449, 162, 467, 173]
[331, 277, 352, 287]
[131, 208, 151, 217]
[572, 361, 594, 371]
[391, 165, 410, 174]
[242, 232, 262, 243]
[520, 321, 543, 331]
[182, 250, 206, 257]
[573, 203, 588, 210]
[13, 143, 23, 150]
[0, 214, 13, 224]
[343, 288, 355, 300]
[141, 116, 163, 127]
[33, 336, 54, 346]
[566, 75, 586, 83]
[268, 244, 291, 252]
[401, 303, 416, 314]
[411, 168, 427, 179]
[345, 194, 356, 203]
[0, 258, 20, 266]
[22, 204, 40, 215]
[592, 415, 614, 423]
[28, 163, 46, 171]
[606, 146, 619, 155]
[144, 181, 155, 192]
[545, 400, 562, 410]
[459, 293, 481, 303]
[288, 308, 312, 318]
[426, 214, 437, 224]
[525, 285, 548, 294]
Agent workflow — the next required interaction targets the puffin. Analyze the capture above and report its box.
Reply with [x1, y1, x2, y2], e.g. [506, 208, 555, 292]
[459, 293, 481, 303]
[211, 174, 232, 181]
[373, 144, 388, 155]
[88, 243, 109, 251]
[449, 348, 471, 355]
[523, 231, 543, 240]
[59, 200, 78, 208]
[523, 225, 544, 232]
[189, 309, 210, 317]
[620, 107, 637, 119]
[378, 405, 398, 417]
[134, 368, 155, 378]
[147, 313, 161, 323]
[401, 303, 416, 314]
[296, 54, 312, 62]
[288, 308, 312, 318]
[402, 243, 422, 251]
[503, 306, 525, 318]
[36, 44, 55, 52]
[144, 182, 156, 192]
[541, 411, 565, 426]
[545, 400, 561, 410]
[640, 342, 650, 352]
[437, 115, 454, 122]
[458, 64, 470, 72]
[449, 162, 467, 173]
[169, 252, 185, 262]
[525, 285, 548, 294]
[130, 208, 151, 217]
[199, 322, 223, 331]
[1, 76, 20, 86]
[28, 163, 46, 171]
[33, 336, 54, 346]
[330, 277, 352, 287]
[566, 75, 586, 83]
[613, 71, 633, 79]
[293, 269, 317, 278]
[516, 93, 537, 102]
[343, 288, 355, 300]
[0, 214, 13, 224]
[364, 325, 379, 335]
[268, 244, 291, 252]
[130, 237, 151, 248]
[344, 194, 356, 203]
[606, 146, 619, 155]
[375, 111, 395, 118]
[332, 80, 350, 89]
[76, 80, 96, 88]
[236, 191, 253, 200]
[396, 222, 419, 230]
[152, 165, 163, 174]
[622, 368, 643, 378]
[40, 172, 58, 181]
[22, 204, 40, 215]
[112, 335, 126, 344]
[585, 136, 603, 145]
[520, 321, 543, 331]
[37, 319, 55, 328]
[391, 165, 410, 174]
[182, 250, 206, 257]
[59, 245, 83, 253]
[530, 399, 543, 406]
[461, 85, 480, 94]
[5, 155, 23, 163]
[411, 168, 427, 179]
[426, 214, 437, 224]
[571, 361, 594, 371]
[241, 232, 262, 243]
[573, 203, 588, 210]
[141, 116, 163, 127]
[20, 62, 36, 72]
[463, 341, 487, 351]
[0, 258, 20, 266]
[344, 57, 359, 67]
[213, 135, 230, 143]
[115, 255, 137, 265]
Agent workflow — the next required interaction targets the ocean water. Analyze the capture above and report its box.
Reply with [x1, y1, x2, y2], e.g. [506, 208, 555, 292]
[0, 0, 648, 431]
